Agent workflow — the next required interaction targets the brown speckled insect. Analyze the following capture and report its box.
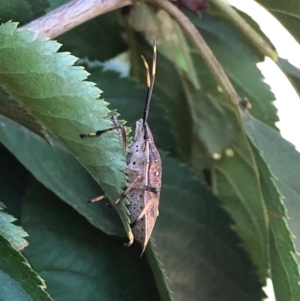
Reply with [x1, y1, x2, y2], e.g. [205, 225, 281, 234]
[81, 38, 161, 253]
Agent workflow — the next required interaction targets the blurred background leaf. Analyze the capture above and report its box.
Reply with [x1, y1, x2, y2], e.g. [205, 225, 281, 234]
[0, 150, 53, 301]
[0, 234, 53, 301]
[253, 145, 300, 301]
[255, 0, 300, 43]
[57, 11, 127, 61]
[21, 179, 162, 301]
[242, 113, 300, 263]
[151, 153, 264, 301]
[0, 0, 49, 25]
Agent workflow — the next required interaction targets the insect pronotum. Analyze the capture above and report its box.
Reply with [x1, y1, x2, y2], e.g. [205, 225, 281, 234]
[81, 38, 162, 253]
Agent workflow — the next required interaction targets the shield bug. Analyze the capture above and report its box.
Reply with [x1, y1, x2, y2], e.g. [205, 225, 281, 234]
[81, 38, 161, 253]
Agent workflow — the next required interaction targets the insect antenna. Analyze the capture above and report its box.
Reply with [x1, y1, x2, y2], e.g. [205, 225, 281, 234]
[141, 37, 157, 139]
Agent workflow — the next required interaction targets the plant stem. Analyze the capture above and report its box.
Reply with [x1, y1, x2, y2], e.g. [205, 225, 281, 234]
[21, 0, 133, 39]
[211, 0, 277, 61]
[22, 0, 241, 107]
[147, 0, 240, 106]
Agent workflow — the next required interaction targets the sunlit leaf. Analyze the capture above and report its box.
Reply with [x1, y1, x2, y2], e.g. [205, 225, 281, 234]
[241, 112, 300, 262]
[0, 204, 28, 251]
[253, 145, 300, 301]
[0, 22, 133, 242]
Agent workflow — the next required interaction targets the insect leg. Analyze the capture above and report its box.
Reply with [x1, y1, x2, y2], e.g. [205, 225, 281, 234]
[87, 174, 143, 205]
[86, 178, 148, 207]
[131, 183, 160, 194]
[86, 194, 106, 203]
[144, 186, 160, 194]
[114, 175, 142, 205]
[80, 116, 127, 148]
[80, 126, 121, 138]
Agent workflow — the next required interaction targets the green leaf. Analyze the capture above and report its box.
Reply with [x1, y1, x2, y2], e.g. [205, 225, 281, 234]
[212, 130, 269, 284]
[57, 11, 127, 61]
[0, 69, 172, 300]
[125, 11, 271, 282]
[0, 0, 32, 24]
[128, 4, 200, 89]
[152, 153, 264, 301]
[0, 204, 28, 251]
[26, 0, 50, 18]
[0, 22, 133, 242]
[183, 60, 240, 155]
[0, 0, 49, 24]
[145, 242, 173, 301]
[125, 8, 277, 169]
[188, 12, 277, 129]
[0, 148, 29, 251]
[252, 144, 300, 301]
[188, 13, 272, 281]
[128, 5, 238, 156]
[0, 58, 177, 236]
[189, 12, 279, 282]
[241, 112, 300, 262]
[1, 115, 265, 300]
[0, 234, 53, 301]
[0, 127, 171, 301]
[0, 114, 124, 237]
[256, 0, 300, 43]
[0, 88, 52, 143]
[48, 0, 126, 61]
[47, 0, 73, 10]
[21, 179, 162, 301]
[216, 3, 300, 99]
[277, 58, 300, 97]
[1, 109, 261, 301]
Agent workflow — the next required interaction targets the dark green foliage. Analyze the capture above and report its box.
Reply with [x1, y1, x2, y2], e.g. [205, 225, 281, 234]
[57, 12, 127, 61]
[256, 0, 300, 43]
[0, 1, 300, 300]
[0, 0, 50, 24]
[22, 180, 161, 301]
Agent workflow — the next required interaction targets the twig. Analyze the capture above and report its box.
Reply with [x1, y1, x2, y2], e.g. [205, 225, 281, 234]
[211, 0, 277, 61]
[147, 0, 240, 106]
[21, 0, 241, 107]
[21, 0, 133, 39]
